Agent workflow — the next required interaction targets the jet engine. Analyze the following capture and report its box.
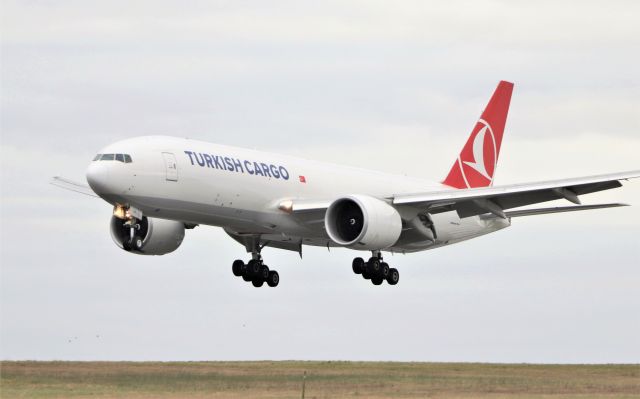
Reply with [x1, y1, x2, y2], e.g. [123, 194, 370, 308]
[324, 195, 402, 250]
[110, 216, 185, 255]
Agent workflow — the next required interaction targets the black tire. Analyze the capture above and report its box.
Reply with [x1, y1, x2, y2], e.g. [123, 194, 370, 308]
[241, 263, 252, 281]
[259, 265, 269, 281]
[232, 260, 244, 277]
[252, 279, 264, 287]
[352, 257, 365, 274]
[129, 235, 143, 251]
[246, 259, 261, 277]
[368, 258, 381, 274]
[387, 268, 399, 285]
[267, 270, 279, 287]
[362, 270, 371, 280]
[381, 262, 390, 278]
[371, 277, 383, 285]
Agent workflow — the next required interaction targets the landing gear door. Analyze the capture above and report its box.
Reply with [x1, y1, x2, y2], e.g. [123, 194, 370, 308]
[162, 152, 178, 181]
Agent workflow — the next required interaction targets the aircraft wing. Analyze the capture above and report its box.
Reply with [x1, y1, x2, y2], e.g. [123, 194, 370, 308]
[289, 170, 639, 220]
[392, 170, 639, 219]
[50, 176, 98, 197]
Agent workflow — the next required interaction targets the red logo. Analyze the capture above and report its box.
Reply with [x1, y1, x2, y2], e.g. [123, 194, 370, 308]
[299, 175, 306, 183]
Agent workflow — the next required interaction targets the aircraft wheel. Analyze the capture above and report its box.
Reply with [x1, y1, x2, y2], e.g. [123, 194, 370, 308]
[267, 270, 280, 287]
[352, 257, 365, 274]
[252, 279, 264, 287]
[381, 262, 390, 278]
[367, 258, 381, 275]
[371, 276, 383, 285]
[232, 260, 244, 277]
[362, 270, 371, 280]
[387, 268, 399, 285]
[246, 259, 261, 277]
[241, 263, 251, 281]
[259, 265, 270, 281]
[128, 235, 143, 251]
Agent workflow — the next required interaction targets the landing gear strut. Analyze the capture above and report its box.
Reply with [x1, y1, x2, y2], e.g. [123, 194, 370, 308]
[122, 218, 143, 251]
[232, 243, 280, 288]
[352, 252, 399, 286]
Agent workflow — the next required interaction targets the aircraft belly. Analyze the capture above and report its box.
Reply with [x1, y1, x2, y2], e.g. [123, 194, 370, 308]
[391, 212, 511, 253]
[117, 194, 321, 238]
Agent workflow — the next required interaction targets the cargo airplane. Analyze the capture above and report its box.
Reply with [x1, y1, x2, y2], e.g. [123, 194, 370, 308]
[53, 81, 638, 288]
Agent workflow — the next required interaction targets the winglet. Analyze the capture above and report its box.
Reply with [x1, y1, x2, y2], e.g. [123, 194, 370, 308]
[443, 81, 514, 189]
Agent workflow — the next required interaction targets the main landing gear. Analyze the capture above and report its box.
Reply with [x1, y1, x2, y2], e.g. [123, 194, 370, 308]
[351, 252, 399, 286]
[232, 255, 280, 288]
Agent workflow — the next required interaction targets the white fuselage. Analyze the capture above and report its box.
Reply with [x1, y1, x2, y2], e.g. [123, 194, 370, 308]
[86, 136, 510, 253]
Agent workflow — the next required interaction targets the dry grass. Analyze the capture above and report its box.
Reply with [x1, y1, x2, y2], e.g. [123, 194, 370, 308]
[1, 361, 639, 398]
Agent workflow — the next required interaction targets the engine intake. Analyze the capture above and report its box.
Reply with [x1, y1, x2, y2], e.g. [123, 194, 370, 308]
[325, 195, 402, 250]
[110, 216, 185, 255]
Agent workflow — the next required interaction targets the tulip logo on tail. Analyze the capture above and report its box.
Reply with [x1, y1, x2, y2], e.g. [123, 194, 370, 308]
[442, 80, 513, 189]
[459, 119, 497, 186]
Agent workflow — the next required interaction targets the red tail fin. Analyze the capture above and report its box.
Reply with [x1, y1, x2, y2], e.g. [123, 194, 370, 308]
[443, 81, 513, 189]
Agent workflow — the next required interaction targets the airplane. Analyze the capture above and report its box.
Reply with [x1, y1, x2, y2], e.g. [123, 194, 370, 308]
[52, 81, 639, 288]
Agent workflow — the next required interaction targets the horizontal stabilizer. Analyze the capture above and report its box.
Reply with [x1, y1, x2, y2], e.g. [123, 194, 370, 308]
[50, 176, 98, 197]
[481, 203, 629, 219]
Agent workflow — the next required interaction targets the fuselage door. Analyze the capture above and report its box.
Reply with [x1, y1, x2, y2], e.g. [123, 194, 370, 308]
[162, 152, 178, 181]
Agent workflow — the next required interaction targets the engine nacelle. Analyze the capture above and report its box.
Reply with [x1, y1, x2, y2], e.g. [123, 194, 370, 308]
[110, 216, 185, 255]
[325, 195, 402, 250]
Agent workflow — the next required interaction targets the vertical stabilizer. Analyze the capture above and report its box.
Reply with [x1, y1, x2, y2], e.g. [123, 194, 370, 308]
[443, 81, 513, 189]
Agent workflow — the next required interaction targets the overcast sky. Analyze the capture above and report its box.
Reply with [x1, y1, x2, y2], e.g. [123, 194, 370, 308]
[1, 1, 639, 363]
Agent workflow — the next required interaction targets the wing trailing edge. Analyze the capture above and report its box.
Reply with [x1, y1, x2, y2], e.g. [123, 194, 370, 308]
[479, 203, 629, 219]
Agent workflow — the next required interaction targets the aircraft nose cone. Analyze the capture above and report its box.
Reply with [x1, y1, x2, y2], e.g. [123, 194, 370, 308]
[86, 161, 110, 195]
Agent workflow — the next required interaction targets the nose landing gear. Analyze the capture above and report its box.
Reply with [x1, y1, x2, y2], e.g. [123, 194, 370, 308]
[352, 252, 399, 286]
[122, 218, 143, 251]
[114, 204, 145, 252]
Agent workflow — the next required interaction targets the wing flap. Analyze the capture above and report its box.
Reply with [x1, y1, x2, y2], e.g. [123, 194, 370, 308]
[480, 203, 629, 219]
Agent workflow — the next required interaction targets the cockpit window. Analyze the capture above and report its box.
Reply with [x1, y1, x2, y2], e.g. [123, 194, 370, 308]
[94, 153, 132, 162]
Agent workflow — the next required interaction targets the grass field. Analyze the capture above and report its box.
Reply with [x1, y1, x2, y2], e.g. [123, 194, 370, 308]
[1, 361, 639, 398]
